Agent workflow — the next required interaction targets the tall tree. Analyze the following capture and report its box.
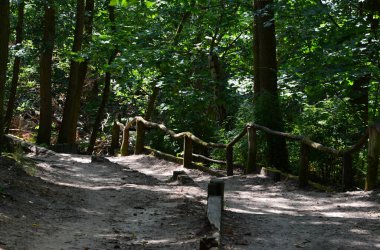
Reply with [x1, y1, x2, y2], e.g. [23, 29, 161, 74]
[36, 1, 55, 145]
[0, 0, 10, 152]
[58, 0, 94, 145]
[4, 0, 25, 133]
[253, 0, 290, 171]
[87, 5, 117, 154]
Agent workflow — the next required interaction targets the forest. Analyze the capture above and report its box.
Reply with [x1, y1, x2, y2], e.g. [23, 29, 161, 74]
[0, 0, 380, 191]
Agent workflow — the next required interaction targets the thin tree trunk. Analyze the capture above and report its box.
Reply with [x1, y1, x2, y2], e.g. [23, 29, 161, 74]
[87, 5, 116, 154]
[145, 86, 160, 121]
[365, 124, 380, 191]
[253, 0, 290, 171]
[87, 54, 117, 154]
[0, 0, 10, 152]
[37, 2, 55, 145]
[208, 53, 227, 125]
[350, 75, 369, 124]
[58, 0, 86, 144]
[4, 0, 25, 133]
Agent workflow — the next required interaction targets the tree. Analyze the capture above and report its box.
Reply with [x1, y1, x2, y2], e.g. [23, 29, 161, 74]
[36, 1, 55, 145]
[4, 0, 25, 133]
[253, 0, 289, 171]
[87, 5, 117, 154]
[0, 0, 10, 152]
[58, 0, 94, 145]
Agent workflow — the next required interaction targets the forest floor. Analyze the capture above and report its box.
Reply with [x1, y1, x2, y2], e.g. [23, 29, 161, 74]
[0, 150, 380, 249]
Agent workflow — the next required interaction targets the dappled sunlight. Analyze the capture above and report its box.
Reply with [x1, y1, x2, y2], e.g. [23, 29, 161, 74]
[59, 154, 91, 164]
[222, 174, 380, 249]
[0, 154, 208, 249]
[4, 152, 378, 249]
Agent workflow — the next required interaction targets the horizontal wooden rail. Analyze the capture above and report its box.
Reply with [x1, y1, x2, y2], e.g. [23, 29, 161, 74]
[248, 122, 369, 156]
[134, 116, 226, 148]
[178, 152, 227, 165]
[114, 115, 372, 190]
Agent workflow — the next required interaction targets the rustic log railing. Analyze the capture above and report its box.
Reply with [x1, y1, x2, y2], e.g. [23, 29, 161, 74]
[112, 116, 379, 191]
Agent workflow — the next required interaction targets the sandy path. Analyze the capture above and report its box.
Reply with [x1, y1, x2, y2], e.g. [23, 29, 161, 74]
[112, 155, 380, 250]
[1, 153, 380, 249]
[221, 175, 380, 249]
[0, 154, 209, 250]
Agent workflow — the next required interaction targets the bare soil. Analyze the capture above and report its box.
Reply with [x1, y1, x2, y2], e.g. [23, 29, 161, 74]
[0, 153, 209, 250]
[1, 151, 380, 250]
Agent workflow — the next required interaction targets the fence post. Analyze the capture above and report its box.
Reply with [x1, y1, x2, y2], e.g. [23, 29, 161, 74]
[342, 152, 353, 190]
[110, 120, 120, 156]
[365, 124, 380, 191]
[183, 135, 193, 168]
[247, 126, 257, 174]
[226, 145, 233, 176]
[299, 142, 309, 188]
[134, 120, 145, 154]
[120, 127, 129, 156]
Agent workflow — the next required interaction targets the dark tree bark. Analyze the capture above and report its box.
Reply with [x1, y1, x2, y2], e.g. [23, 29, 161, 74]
[145, 85, 160, 121]
[355, 0, 379, 124]
[58, 0, 94, 144]
[253, 0, 290, 171]
[209, 53, 227, 125]
[87, 5, 116, 154]
[350, 75, 369, 124]
[4, 0, 25, 133]
[0, 0, 10, 152]
[36, 3, 55, 145]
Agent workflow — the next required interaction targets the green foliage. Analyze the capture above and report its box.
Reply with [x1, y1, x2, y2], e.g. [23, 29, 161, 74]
[4, 0, 379, 188]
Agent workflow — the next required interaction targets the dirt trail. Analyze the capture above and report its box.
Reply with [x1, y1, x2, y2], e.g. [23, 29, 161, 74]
[0, 154, 209, 249]
[113, 156, 380, 250]
[1, 153, 380, 249]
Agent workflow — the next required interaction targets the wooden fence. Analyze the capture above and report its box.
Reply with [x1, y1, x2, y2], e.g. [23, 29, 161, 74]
[112, 116, 380, 191]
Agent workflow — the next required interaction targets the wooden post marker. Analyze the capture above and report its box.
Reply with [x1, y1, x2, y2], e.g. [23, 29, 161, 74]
[208, 179, 225, 210]
[202, 179, 225, 249]
[183, 135, 193, 168]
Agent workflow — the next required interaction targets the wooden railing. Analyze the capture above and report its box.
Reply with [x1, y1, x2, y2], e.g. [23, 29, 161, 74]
[112, 116, 379, 191]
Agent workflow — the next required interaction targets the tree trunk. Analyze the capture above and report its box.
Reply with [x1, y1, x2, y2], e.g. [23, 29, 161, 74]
[253, 0, 290, 171]
[350, 75, 369, 126]
[246, 126, 257, 174]
[0, 0, 10, 152]
[299, 143, 310, 188]
[209, 53, 227, 125]
[36, 3, 55, 145]
[87, 5, 117, 154]
[183, 136, 193, 168]
[87, 57, 116, 154]
[342, 152, 354, 190]
[226, 145, 233, 176]
[365, 124, 380, 191]
[145, 85, 160, 121]
[58, 0, 94, 144]
[4, 0, 25, 133]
